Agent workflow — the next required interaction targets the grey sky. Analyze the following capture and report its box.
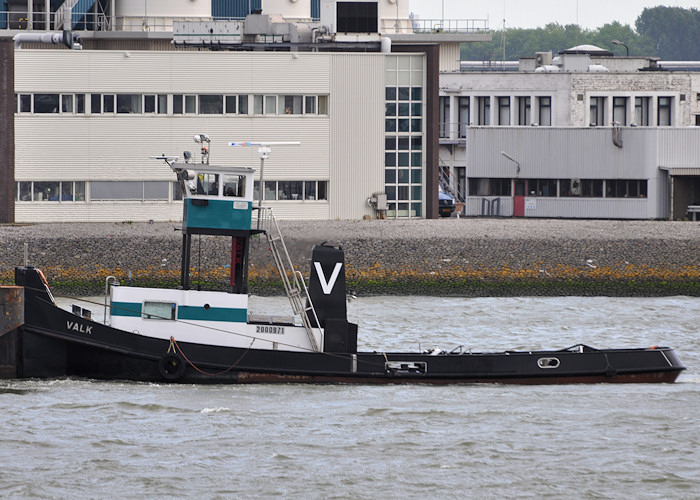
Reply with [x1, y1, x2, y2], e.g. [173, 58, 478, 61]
[409, 0, 700, 30]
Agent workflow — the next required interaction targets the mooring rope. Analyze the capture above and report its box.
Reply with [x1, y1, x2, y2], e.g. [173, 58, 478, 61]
[170, 336, 254, 377]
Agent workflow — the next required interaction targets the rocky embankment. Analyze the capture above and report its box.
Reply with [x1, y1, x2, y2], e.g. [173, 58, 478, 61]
[1, 219, 699, 296]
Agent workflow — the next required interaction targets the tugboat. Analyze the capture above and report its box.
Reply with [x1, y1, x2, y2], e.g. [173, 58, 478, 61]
[2, 140, 686, 384]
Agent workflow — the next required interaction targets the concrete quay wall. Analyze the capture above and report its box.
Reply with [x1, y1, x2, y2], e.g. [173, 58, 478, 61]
[1, 219, 699, 296]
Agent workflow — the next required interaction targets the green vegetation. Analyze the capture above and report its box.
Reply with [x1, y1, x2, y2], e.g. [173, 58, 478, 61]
[461, 6, 700, 61]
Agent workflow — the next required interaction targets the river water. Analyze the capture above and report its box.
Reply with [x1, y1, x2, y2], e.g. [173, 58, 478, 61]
[1, 296, 698, 499]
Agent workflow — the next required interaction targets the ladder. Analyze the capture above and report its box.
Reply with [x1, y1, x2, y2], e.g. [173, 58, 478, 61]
[256, 207, 322, 352]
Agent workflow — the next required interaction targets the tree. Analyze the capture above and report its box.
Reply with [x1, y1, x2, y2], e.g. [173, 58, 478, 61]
[636, 6, 700, 60]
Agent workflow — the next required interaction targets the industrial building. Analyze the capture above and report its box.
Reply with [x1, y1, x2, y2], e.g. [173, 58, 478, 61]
[0, 0, 489, 223]
[438, 47, 700, 220]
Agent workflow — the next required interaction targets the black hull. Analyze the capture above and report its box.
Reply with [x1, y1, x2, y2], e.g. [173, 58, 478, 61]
[2, 295, 685, 385]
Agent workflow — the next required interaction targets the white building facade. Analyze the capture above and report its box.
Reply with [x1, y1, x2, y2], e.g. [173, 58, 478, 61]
[439, 48, 700, 220]
[1, 0, 490, 223]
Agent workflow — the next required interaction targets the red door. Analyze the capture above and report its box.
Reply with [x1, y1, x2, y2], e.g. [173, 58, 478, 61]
[513, 179, 526, 217]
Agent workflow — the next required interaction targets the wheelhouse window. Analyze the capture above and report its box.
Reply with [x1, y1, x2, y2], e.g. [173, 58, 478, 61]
[196, 173, 219, 196]
[222, 174, 246, 198]
[142, 301, 176, 320]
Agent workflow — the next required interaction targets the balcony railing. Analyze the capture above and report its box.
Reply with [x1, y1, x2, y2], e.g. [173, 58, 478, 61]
[411, 18, 489, 33]
[0, 11, 245, 32]
[2, 11, 489, 34]
[439, 121, 469, 141]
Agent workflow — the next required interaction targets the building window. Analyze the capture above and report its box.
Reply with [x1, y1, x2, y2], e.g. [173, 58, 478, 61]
[385, 83, 423, 217]
[606, 180, 647, 198]
[222, 174, 247, 198]
[199, 94, 223, 114]
[538, 96, 551, 126]
[612, 97, 627, 125]
[439, 96, 450, 138]
[658, 97, 672, 126]
[590, 96, 606, 126]
[559, 179, 603, 197]
[19, 94, 31, 112]
[61, 94, 73, 113]
[33, 94, 59, 113]
[254, 180, 328, 201]
[91, 181, 170, 201]
[528, 179, 557, 197]
[16, 181, 85, 202]
[517, 96, 530, 126]
[498, 96, 510, 125]
[75, 94, 85, 113]
[318, 95, 328, 114]
[476, 96, 490, 125]
[90, 93, 101, 113]
[238, 95, 249, 114]
[468, 178, 511, 196]
[458, 97, 469, 137]
[116, 94, 142, 114]
[336, 1, 378, 33]
[144, 94, 156, 113]
[253, 95, 264, 114]
[173, 94, 196, 114]
[265, 96, 277, 115]
[224, 95, 237, 114]
[635, 97, 650, 126]
[305, 95, 316, 114]
[279, 95, 303, 114]
[103, 94, 115, 113]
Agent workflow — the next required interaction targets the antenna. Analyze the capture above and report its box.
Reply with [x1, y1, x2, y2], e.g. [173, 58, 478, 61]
[229, 141, 301, 226]
[502, 0, 506, 66]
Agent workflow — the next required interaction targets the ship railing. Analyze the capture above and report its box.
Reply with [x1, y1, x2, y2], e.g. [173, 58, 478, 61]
[253, 206, 322, 352]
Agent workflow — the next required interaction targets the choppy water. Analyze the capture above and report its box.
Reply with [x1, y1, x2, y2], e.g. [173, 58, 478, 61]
[1, 296, 698, 499]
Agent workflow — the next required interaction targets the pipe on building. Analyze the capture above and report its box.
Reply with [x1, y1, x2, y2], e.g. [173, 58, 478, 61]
[380, 36, 391, 53]
[13, 32, 63, 49]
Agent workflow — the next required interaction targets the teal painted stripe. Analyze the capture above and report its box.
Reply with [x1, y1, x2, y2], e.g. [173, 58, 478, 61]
[111, 301, 142, 317]
[178, 306, 247, 323]
[111, 301, 247, 323]
[184, 199, 252, 231]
